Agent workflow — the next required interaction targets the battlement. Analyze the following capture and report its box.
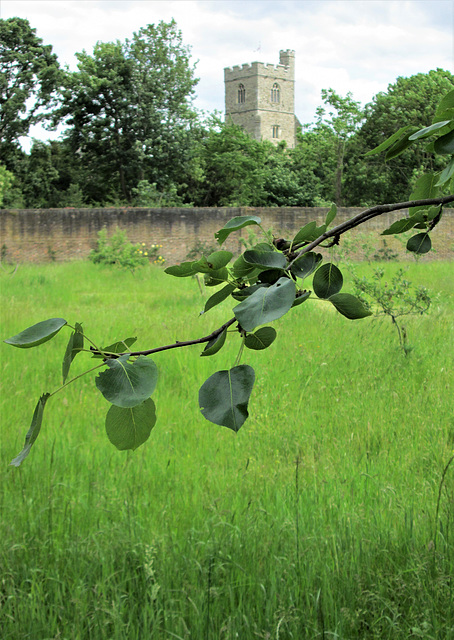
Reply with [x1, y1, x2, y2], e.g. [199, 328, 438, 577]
[224, 50, 295, 80]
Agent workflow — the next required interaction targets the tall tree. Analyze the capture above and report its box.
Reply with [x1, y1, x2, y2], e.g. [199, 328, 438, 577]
[57, 20, 198, 203]
[294, 89, 363, 205]
[343, 69, 454, 205]
[0, 17, 61, 167]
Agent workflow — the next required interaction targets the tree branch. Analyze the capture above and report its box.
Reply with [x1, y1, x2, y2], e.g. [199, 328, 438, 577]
[288, 195, 454, 268]
[91, 317, 238, 359]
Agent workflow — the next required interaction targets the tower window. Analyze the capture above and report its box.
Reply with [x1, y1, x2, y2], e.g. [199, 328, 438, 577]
[272, 125, 279, 139]
[238, 84, 246, 104]
[271, 83, 280, 103]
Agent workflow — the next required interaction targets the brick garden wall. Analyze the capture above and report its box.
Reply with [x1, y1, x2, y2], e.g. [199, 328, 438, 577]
[1, 206, 453, 264]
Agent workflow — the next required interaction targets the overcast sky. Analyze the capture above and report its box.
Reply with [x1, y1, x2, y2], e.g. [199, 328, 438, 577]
[2, 0, 453, 146]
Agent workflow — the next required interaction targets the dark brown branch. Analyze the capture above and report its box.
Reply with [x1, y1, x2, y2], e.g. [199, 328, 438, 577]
[287, 195, 454, 269]
[91, 317, 238, 359]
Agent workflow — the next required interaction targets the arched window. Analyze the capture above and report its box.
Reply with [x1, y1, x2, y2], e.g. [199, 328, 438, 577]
[272, 125, 279, 139]
[238, 84, 246, 104]
[271, 83, 280, 103]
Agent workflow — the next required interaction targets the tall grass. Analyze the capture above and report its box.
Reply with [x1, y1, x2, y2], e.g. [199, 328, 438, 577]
[1, 261, 453, 639]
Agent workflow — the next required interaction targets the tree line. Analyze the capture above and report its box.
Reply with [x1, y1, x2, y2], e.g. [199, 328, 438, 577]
[1, 17, 453, 210]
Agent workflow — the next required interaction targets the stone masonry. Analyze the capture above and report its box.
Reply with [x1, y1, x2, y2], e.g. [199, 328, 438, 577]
[224, 50, 298, 148]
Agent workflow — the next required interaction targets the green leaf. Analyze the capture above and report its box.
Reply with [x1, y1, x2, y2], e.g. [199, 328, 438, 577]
[257, 269, 285, 284]
[231, 283, 269, 301]
[435, 157, 454, 186]
[95, 355, 158, 408]
[290, 252, 323, 279]
[385, 127, 419, 160]
[408, 120, 452, 140]
[231, 254, 258, 278]
[381, 208, 439, 236]
[364, 125, 414, 156]
[204, 284, 236, 314]
[381, 217, 419, 235]
[292, 221, 317, 244]
[105, 398, 156, 451]
[325, 204, 337, 227]
[243, 250, 287, 270]
[292, 222, 327, 245]
[409, 173, 439, 215]
[164, 261, 200, 277]
[328, 293, 372, 320]
[196, 250, 233, 272]
[199, 365, 255, 432]
[62, 322, 84, 383]
[244, 327, 277, 351]
[4, 318, 67, 349]
[215, 216, 261, 245]
[433, 89, 454, 122]
[234, 277, 296, 332]
[204, 268, 229, 286]
[434, 129, 454, 155]
[312, 263, 343, 299]
[291, 290, 311, 308]
[10, 393, 50, 467]
[201, 328, 227, 357]
[406, 233, 432, 255]
[92, 337, 137, 359]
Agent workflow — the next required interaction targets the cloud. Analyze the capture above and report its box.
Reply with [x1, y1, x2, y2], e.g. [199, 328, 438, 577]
[2, 0, 452, 130]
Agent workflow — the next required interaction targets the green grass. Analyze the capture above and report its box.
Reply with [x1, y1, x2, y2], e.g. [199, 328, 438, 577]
[1, 261, 453, 639]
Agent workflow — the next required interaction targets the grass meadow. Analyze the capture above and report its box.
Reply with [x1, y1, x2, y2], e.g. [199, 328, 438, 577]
[0, 259, 453, 639]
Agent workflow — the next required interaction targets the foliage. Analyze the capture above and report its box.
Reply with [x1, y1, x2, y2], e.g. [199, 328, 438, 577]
[0, 163, 13, 207]
[0, 17, 61, 168]
[89, 228, 150, 273]
[55, 20, 198, 204]
[344, 69, 454, 205]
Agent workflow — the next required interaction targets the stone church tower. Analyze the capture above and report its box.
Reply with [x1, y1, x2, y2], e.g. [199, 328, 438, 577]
[224, 50, 297, 148]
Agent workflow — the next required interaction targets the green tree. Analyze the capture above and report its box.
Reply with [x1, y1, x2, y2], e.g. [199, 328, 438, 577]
[293, 89, 363, 205]
[0, 17, 61, 168]
[57, 20, 198, 204]
[344, 69, 454, 205]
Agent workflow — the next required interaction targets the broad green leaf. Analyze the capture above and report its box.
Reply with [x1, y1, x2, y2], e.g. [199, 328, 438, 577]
[231, 253, 257, 278]
[95, 355, 158, 408]
[10, 393, 50, 467]
[164, 261, 200, 277]
[199, 365, 255, 432]
[381, 208, 439, 236]
[231, 283, 269, 301]
[201, 328, 227, 357]
[62, 322, 84, 383]
[436, 157, 454, 186]
[257, 269, 285, 284]
[204, 284, 236, 314]
[433, 89, 454, 122]
[105, 398, 156, 451]
[290, 252, 323, 279]
[291, 290, 311, 307]
[244, 327, 277, 351]
[196, 250, 233, 272]
[385, 127, 419, 160]
[325, 204, 337, 227]
[4, 318, 67, 349]
[409, 173, 439, 215]
[234, 277, 296, 332]
[292, 221, 317, 244]
[407, 233, 432, 255]
[409, 120, 451, 141]
[328, 293, 372, 320]
[204, 268, 229, 286]
[215, 216, 261, 245]
[364, 125, 414, 156]
[92, 337, 137, 358]
[293, 222, 327, 244]
[434, 128, 454, 155]
[243, 250, 287, 270]
[313, 263, 343, 299]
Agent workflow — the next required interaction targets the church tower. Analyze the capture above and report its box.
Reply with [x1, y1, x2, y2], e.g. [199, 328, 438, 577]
[224, 50, 297, 148]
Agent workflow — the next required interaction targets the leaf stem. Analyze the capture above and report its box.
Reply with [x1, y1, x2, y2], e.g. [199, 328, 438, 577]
[49, 362, 106, 398]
